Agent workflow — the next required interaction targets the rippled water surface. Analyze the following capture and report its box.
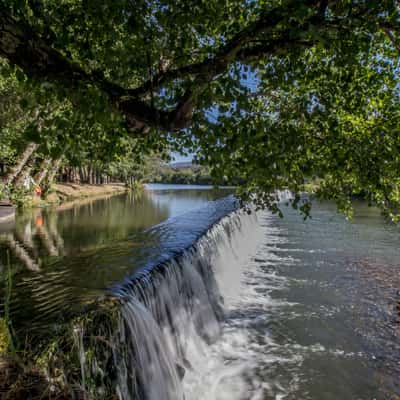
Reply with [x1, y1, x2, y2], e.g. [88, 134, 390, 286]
[1, 187, 399, 400]
[0, 185, 232, 335]
[183, 201, 400, 400]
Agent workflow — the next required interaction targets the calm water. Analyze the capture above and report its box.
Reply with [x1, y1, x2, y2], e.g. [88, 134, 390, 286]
[0, 185, 231, 336]
[0, 186, 399, 399]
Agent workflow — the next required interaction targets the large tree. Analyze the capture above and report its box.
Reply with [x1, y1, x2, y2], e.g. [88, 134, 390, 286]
[0, 1, 399, 217]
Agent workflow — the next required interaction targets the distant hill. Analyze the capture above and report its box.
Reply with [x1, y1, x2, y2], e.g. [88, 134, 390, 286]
[170, 161, 195, 170]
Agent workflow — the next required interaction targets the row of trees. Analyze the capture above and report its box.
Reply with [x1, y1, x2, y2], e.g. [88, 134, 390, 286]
[151, 164, 214, 185]
[58, 158, 153, 186]
[0, 58, 158, 202]
[149, 162, 247, 185]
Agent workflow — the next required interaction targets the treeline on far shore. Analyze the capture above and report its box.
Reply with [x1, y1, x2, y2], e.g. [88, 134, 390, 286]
[149, 163, 242, 186]
[0, 145, 238, 207]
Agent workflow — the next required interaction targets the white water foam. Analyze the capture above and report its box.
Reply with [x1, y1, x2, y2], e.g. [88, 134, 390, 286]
[109, 210, 269, 400]
[182, 212, 300, 400]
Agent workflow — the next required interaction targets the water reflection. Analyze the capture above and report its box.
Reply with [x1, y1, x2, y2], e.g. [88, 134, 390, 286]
[0, 188, 230, 337]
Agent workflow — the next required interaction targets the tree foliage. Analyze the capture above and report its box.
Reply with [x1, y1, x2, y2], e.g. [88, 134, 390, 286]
[0, 0, 399, 217]
[149, 162, 216, 185]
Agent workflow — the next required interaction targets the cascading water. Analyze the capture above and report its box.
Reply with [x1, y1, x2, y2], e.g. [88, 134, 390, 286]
[77, 196, 262, 400]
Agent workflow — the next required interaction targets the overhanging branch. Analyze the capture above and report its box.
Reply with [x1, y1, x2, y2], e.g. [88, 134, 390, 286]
[0, 0, 364, 135]
[0, 13, 167, 134]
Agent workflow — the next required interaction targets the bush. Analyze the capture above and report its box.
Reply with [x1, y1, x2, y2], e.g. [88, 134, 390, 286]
[9, 186, 32, 208]
[0, 183, 11, 201]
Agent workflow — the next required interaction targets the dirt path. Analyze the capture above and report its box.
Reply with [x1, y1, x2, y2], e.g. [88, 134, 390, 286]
[36, 183, 129, 206]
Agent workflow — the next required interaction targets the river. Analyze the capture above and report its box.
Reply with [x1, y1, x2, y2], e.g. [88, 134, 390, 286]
[0, 185, 399, 399]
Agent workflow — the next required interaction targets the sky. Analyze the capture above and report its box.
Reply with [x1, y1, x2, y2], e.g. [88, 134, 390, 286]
[171, 152, 193, 163]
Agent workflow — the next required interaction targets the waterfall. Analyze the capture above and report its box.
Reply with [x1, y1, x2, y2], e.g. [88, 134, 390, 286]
[76, 198, 261, 400]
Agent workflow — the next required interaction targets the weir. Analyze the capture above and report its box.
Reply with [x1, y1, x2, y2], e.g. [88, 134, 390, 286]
[76, 196, 260, 400]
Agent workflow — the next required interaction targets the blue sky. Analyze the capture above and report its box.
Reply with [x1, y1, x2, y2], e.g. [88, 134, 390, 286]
[171, 152, 193, 163]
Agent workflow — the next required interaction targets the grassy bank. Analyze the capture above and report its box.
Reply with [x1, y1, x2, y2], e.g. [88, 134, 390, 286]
[1, 182, 135, 210]
[38, 183, 130, 206]
[0, 296, 122, 400]
[3, 182, 146, 210]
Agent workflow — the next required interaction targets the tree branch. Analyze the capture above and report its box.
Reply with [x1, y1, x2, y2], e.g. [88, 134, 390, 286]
[129, 0, 323, 98]
[0, 0, 334, 134]
[380, 24, 400, 55]
[0, 13, 167, 134]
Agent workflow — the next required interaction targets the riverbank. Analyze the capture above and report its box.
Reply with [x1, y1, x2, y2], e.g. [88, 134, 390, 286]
[34, 183, 130, 207]
[0, 205, 15, 223]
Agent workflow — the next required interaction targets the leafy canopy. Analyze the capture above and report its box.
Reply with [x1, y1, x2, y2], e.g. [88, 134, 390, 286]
[0, 0, 400, 218]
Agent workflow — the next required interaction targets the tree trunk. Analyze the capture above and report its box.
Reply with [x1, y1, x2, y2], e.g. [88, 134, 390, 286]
[43, 158, 62, 193]
[87, 166, 92, 184]
[74, 167, 80, 183]
[70, 167, 76, 183]
[79, 167, 84, 183]
[81, 166, 88, 183]
[0, 3, 325, 134]
[14, 158, 35, 189]
[3, 142, 38, 185]
[35, 158, 52, 186]
[84, 166, 89, 183]
[67, 167, 72, 183]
